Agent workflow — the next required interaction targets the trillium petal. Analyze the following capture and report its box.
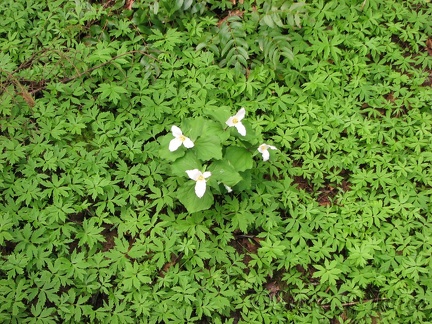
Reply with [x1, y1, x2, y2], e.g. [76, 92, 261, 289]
[235, 108, 246, 121]
[183, 137, 194, 148]
[169, 138, 183, 151]
[195, 180, 207, 198]
[186, 169, 201, 181]
[171, 125, 183, 137]
[258, 144, 267, 154]
[262, 149, 270, 161]
[235, 122, 246, 136]
[226, 117, 235, 127]
[203, 171, 212, 178]
[268, 145, 277, 150]
[223, 184, 233, 193]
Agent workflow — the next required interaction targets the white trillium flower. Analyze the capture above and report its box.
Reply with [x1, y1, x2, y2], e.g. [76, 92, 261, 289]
[226, 108, 246, 136]
[258, 144, 277, 161]
[218, 181, 233, 193]
[223, 184, 233, 193]
[186, 169, 211, 198]
[169, 125, 194, 152]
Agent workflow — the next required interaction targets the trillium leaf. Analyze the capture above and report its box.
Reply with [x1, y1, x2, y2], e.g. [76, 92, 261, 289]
[208, 160, 242, 187]
[177, 182, 214, 213]
[202, 119, 230, 142]
[224, 146, 254, 172]
[182, 117, 205, 140]
[203, 106, 231, 127]
[194, 136, 223, 161]
[171, 152, 201, 177]
[233, 170, 252, 191]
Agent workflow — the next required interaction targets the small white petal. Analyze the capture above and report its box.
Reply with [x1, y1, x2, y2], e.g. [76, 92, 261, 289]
[262, 150, 270, 161]
[268, 145, 277, 150]
[235, 108, 246, 121]
[195, 180, 207, 198]
[223, 184, 233, 193]
[258, 144, 267, 154]
[186, 169, 201, 181]
[183, 137, 194, 148]
[202, 171, 211, 179]
[235, 122, 246, 136]
[226, 117, 235, 127]
[169, 138, 183, 151]
[171, 125, 183, 137]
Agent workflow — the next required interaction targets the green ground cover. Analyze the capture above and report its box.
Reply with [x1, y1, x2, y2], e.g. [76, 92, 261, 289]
[1, 0, 432, 322]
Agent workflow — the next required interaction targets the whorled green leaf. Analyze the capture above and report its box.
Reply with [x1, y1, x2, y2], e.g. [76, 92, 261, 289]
[233, 170, 252, 191]
[208, 160, 242, 187]
[193, 136, 222, 161]
[224, 146, 254, 172]
[171, 152, 201, 177]
[181, 117, 205, 141]
[203, 106, 231, 128]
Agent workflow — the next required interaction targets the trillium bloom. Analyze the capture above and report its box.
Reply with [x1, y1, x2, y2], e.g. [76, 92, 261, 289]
[186, 169, 211, 198]
[218, 182, 233, 193]
[258, 144, 277, 161]
[169, 126, 194, 152]
[226, 108, 246, 136]
[223, 184, 233, 193]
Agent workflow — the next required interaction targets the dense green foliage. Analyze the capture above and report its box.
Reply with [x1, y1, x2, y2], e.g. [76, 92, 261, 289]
[1, 0, 432, 322]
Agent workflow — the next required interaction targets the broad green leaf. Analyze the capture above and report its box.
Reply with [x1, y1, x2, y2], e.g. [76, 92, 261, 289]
[193, 136, 222, 161]
[224, 146, 254, 172]
[182, 117, 205, 141]
[208, 160, 242, 187]
[203, 106, 231, 127]
[233, 170, 252, 191]
[177, 182, 214, 213]
[171, 152, 201, 177]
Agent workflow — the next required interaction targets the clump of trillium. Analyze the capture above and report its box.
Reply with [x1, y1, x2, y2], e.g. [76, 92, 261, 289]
[186, 169, 211, 198]
[169, 126, 194, 151]
[258, 144, 277, 161]
[226, 108, 246, 136]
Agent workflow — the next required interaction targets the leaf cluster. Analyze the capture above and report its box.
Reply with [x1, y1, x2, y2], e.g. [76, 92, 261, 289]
[1, 0, 432, 322]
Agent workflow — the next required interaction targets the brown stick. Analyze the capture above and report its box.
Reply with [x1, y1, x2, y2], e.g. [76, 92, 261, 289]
[321, 297, 388, 309]
[27, 49, 157, 95]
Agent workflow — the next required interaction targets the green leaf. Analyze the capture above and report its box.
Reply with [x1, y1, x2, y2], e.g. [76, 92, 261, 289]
[224, 146, 254, 172]
[95, 83, 127, 104]
[203, 106, 231, 128]
[177, 182, 214, 213]
[233, 170, 252, 191]
[181, 117, 205, 141]
[193, 136, 222, 161]
[171, 152, 201, 177]
[207, 160, 242, 187]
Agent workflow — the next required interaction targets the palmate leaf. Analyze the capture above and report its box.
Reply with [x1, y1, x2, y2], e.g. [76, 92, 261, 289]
[94, 83, 127, 104]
